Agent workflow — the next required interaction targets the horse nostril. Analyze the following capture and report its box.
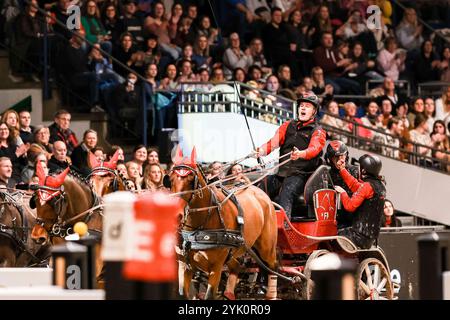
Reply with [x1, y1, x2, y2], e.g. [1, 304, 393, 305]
[34, 237, 46, 245]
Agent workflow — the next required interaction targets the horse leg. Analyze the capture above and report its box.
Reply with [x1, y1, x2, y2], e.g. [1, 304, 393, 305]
[0, 246, 16, 267]
[223, 253, 244, 300]
[183, 267, 194, 299]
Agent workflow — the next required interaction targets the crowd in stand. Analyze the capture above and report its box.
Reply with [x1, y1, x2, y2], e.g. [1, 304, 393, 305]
[0, 0, 449, 174]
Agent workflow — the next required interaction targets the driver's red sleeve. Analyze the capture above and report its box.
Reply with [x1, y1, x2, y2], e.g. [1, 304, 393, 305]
[340, 182, 374, 213]
[340, 168, 361, 193]
[303, 128, 326, 159]
[259, 121, 291, 156]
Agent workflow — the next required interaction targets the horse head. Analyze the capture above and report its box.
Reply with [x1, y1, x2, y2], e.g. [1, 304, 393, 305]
[166, 146, 206, 204]
[31, 161, 70, 244]
[88, 150, 122, 196]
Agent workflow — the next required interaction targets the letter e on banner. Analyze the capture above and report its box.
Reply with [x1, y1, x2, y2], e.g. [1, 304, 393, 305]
[123, 192, 182, 282]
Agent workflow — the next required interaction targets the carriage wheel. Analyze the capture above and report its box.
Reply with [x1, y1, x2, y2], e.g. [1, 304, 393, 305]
[357, 258, 393, 300]
[302, 249, 330, 300]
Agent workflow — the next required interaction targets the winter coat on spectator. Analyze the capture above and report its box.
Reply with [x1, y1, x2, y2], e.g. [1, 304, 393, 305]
[71, 143, 91, 177]
[313, 47, 342, 77]
[81, 15, 108, 44]
[48, 156, 70, 174]
[414, 51, 440, 83]
[19, 127, 34, 145]
[49, 123, 79, 157]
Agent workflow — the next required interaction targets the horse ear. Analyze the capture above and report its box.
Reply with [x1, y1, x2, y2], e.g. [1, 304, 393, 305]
[104, 150, 119, 169]
[191, 146, 197, 167]
[88, 151, 101, 169]
[173, 145, 184, 165]
[35, 160, 46, 185]
[46, 167, 70, 188]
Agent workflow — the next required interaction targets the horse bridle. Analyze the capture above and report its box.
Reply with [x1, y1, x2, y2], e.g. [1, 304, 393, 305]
[87, 167, 120, 192]
[170, 164, 203, 204]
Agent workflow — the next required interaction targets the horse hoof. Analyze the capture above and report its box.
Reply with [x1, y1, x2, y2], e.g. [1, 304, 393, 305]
[223, 292, 236, 300]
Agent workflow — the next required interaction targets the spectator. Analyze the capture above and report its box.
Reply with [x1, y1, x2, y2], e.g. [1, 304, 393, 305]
[2, 110, 24, 146]
[380, 99, 394, 128]
[373, 117, 404, 158]
[378, 77, 406, 111]
[143, 163, 164, 191]
[335, 9, 367, 40]
[144, 1, 180, 60]
[232, 67, 246, 82]
[125, 160, 142, 191]
[132, 144, 147, 176]
[343, 102, 373, 142]
[159, 64, 178, 90]
[349, 42, 384, 82]
[395, 7, 423, 51]
[439, 47, 450, 82]
[361, 101, 382, 129]
[176, 44, 196, 70]
[308, 5, 333, 48]
[173, 16, 194, 49]
[48, 140, 70, 174]
[321, 100, 346, 141]
[71, 129, 98, 176]
[223, 32, 253, 78]
[117, 0, 145, 49]
[409, 114, 433, 163]
[176, 59, 196, 83]
[227, 163, 251, 185]
[430, 120, 450, 171]
[92, 146, 105, 161]
[424, 97, 436, 133]
[196, 15, 219, 46]
[407, 97, 425, 130]
[144, 63, 159, 88]
[206, 161, 224, 182]
[9, 0, 42, 83]
[210, 67, 226, 84]
[0, 157, 15, 189]
[18, 110, 34, 145]
[247, 65, 263, 83]
[310, 66, 334, 100]
[102, 4, 121, 44]
[381, 199, 402, 227]
[435, 85, 450, 127]
[147, 147, 160, 165]
[49, 110, 79, 157]
[108, 145, 125, 162]
[277, 65, 295, 90]
[28, 125, 52, 161]
[313, 32, 361, 94]
[142, 34, 164, 67]
[414, 39, 441, 84]
[50, 0, 72, 40]
[117, 162, 128, 178]
[0, 123, 27, 184]
[112, 72, 142, 127]
[248, 37, 272, 76]
[112, 32, 138, 79]
[377, 37, 406, 81]
[262, 7, 293, 73]
[21, 152, 47, 184]
[396, 101, 410, 129]
[81, 0, 112, 55]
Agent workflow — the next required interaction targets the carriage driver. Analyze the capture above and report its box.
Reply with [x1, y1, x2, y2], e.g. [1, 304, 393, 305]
[334, 154, 386, 249]
[253, 92, 326, 220]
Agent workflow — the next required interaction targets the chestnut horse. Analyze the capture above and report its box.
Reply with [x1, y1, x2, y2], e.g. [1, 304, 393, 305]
[168, 147, 278, 299]
[87, 151, 130, 196]
[0, 190, 51, 267]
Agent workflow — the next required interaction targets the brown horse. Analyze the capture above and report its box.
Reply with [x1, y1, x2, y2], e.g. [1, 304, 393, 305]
[0, 190, 51, 267]
[168, 147, 278, 299]
[87, 151, 130, 196]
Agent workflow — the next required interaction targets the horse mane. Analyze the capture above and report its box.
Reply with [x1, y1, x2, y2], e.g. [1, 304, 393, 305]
[53, 168, 93, 189]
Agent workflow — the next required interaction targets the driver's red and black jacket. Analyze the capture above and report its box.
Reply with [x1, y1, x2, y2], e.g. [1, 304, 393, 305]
[338, 168, 386, 240]
[258, 118, 326, 177]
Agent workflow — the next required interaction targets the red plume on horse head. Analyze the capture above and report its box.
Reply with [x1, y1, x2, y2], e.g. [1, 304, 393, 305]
[172, 144, 184, 166]
[104, 150, 120, 169]
[88, 152, 101, 169]
[36, 160, 69, 188]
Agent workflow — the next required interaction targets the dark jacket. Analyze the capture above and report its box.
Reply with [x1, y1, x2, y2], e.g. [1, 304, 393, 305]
[48, 122, 79, 156]
[70, 143, 91, 177]
[20, 128, 34, 145]
[48, 156, 70, 174]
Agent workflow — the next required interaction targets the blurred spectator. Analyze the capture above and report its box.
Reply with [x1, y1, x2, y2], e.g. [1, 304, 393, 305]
[28, 125, 52, 161]
[143, 163, 164, 191]
[343, 102, 373, 142]
[176, 59, 196, 83]
[210, 66, 226, 83]
[310, 66, 334, 100]
[81, 0, 112, 55]
[196, 15, 219, 46]
[377, 37, 406, 81]
[377, 77, 406, 111]
[0, 123, 27, 184]
[92, 146, 106, 161]
[349, 42, 384, 82]
[409, 114, 432, 162]
[373, 117, 403, 158]
[248, 37, 272, 76]
[262, 7, 294, 74]
[286, 9, 309, 78]
[159, 64, 178, 90]
[407, 97, 425, 130]
[313, 32, 361, 94]
[102, 4, 120, 44]
[361, 101, 382, 129]
[430, 120, 450, 169]
[380, 98, 393, 128]
[125, 160, 142, 191]
[308, 5, 333, 48]
[321, 100, 346, 141]
[108, 145, 125, 162]
[223, 32, 253, 78]
[21, 152, 46, 184]
[144, 1, 180, 60]
[112, 72, 143, 130]
[206, 161, 224, 182]
[193, 35, 212, 69]
[0, 157, 15, 189]
[395, 7, 423, 51]
[2, 110, 24, 146]
[414, 39, 441, 84]
[439, 47, 450, 82]
[246, 0, 271, 23]
[18, 110, 34, 145]
[335, 9, 367, 40]
[49, 109, 78, 156]
[147, 147, 160, 165]
[144, 63, 159, 88]
[50, 0, 72, 40]
[227, 163, 250, 185]
[273, 0, 302, 20]
[132, 144, 147, 176]
[142, 34, 163, 67]
[117, 162, 128, 178]
[396, 101, 410, 129]
[381, 199, 402, 227]
[48, 140, 70, 174]
[71, 129, 98, 176]
[435, 85, 450, 127]
[232, 67, 246, 82]
[424, 97, 436, 133]
[247, 65, 263, 83]
[277, 64, 295, 90]
[9, 0, 42, 83]
[112, 32, 138, 79]
[117, 0, 144, 48]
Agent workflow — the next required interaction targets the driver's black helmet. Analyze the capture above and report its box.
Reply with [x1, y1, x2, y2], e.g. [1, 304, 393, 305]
[325, 140, 348, 165]
[359, 154, 382, 177]
[297, 92, 320, 112]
